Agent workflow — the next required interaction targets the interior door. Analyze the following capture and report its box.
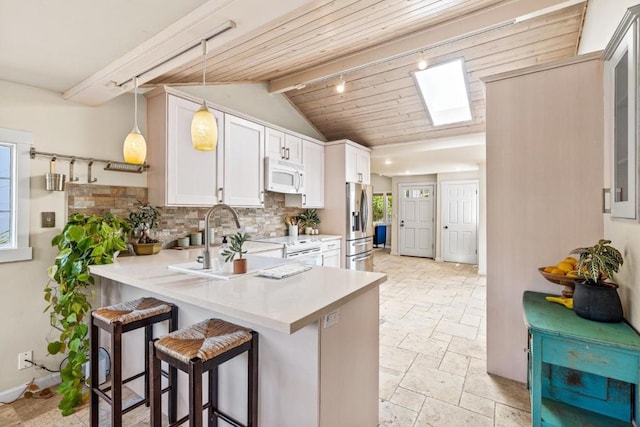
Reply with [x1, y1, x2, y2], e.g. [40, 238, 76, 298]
[442, 181, 478, 264]
[398, 184, 434, 258]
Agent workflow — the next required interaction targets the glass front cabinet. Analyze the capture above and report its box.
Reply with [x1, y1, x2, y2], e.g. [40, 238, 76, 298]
[605, 5, 640, 219]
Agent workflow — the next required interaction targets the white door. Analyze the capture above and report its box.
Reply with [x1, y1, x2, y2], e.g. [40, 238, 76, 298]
[398, 184, 434, 258]
[442, 181, 478, 264]
[223, 114, 265, 207]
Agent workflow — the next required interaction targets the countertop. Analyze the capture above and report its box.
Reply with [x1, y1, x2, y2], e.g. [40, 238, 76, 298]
[91, 249, 385, 334]
[170, 240, 284, 253]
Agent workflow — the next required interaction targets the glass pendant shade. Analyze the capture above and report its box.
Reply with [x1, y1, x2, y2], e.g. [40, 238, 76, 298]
[123, 126, 147, 165]
[191, 102, 218, 151]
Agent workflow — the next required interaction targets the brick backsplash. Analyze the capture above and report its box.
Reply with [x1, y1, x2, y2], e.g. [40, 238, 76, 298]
[66, 184, 303, 246]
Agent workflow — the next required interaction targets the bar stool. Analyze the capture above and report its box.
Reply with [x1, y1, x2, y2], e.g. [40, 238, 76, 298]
[149, 318, 259, 427]
[90, 297, 178, 427]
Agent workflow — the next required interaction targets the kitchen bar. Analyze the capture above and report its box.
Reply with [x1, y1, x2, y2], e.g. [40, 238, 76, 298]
[90, 248, 386, 426]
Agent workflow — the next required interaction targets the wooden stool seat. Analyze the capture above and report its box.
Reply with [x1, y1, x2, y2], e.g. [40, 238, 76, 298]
[150, 319, 258, 427]
[155, 319, 252, 364]
[90, 297, 178, 427]
[94, 297, 173, 325]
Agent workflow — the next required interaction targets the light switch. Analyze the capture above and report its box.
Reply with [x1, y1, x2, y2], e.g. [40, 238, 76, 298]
[42, 212, 55, 228]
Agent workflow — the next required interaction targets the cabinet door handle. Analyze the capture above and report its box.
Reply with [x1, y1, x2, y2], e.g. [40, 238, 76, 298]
[303, 194, 307, 206]
[218, 187, 224, 203]
[281, 146, 286, 159]
[285, 147, 290, 160]
[260, 190, 264, 204]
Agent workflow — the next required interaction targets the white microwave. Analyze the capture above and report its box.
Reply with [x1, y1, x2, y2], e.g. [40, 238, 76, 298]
[265, 157, 304, 194]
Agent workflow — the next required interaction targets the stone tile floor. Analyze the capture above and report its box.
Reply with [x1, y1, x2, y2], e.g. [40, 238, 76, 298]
[0, 249, 531, 426]
[375, 249, 531, 426]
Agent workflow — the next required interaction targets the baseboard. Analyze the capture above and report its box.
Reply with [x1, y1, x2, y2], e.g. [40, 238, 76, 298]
[435, 257, 442, 262]
[0, 373, 60, 405]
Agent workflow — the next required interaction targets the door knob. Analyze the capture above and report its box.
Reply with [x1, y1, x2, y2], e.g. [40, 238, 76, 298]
[444, 226, 448, 229]
[400, 220, 404, 227]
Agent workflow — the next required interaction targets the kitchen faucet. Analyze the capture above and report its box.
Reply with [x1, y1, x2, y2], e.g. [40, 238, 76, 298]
[202, 204, 241, 269]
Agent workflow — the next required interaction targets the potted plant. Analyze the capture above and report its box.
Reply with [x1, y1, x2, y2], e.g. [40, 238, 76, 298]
[298, 208, 320, 234]
[44, 212, 129, 415]
[128, 202, 162, 255]
[570, 239, 624, 322]
[221, 231, 251, 274]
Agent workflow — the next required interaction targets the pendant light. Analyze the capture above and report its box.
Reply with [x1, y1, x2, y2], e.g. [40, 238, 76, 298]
[122, 76, 147, 165]
[191, 40, 218, 151]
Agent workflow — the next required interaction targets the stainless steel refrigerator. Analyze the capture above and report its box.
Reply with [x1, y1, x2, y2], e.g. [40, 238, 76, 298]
[345, 182, 373, 271]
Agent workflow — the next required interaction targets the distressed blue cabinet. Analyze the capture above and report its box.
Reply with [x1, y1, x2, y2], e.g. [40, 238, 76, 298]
[523, 291, 640, 426]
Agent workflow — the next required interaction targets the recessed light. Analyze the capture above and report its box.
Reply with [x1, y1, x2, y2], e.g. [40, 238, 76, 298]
[418, 59, 427, 70]
[384, 160, 392, 165]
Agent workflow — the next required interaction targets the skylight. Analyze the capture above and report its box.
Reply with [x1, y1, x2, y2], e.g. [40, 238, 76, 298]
[414, 58, 472, 126]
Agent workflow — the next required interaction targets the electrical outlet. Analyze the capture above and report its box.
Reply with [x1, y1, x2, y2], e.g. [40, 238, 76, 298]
[323, 309, 340, 328]
[18, 351, 32, 370]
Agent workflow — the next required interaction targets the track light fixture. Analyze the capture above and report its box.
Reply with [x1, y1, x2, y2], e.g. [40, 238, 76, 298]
[336, 76, 346, 93]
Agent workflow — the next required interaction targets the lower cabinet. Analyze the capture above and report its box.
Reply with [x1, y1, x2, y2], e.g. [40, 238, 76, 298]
[321, 240, 341, 268]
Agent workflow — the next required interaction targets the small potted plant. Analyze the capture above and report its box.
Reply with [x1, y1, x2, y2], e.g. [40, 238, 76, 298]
[128, 202, 162, 255]
[221, 231, 251, 274]
[570, 239, 624, 322]
[298, 208, 320, 235]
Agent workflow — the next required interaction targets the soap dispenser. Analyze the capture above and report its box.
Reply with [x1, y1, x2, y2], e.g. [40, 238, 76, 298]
[217, 235, 229, 272]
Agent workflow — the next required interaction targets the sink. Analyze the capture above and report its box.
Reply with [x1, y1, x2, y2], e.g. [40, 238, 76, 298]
[168, 254, 289, 280]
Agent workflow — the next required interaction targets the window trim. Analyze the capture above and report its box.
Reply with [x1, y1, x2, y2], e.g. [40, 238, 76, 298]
[0, 128, 32, 263]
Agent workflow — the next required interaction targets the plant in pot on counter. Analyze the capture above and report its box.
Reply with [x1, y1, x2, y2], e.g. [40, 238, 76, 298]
[128, 202, 162, 255]
[44, 212, 129, 415]
[221, 231, 251, 274]
[298, 208, 320, 234]
[570, 239, 624, 323]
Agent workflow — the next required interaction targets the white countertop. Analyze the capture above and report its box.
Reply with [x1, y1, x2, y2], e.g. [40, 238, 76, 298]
[91, 249, 385, 334]
[250, 234, 342, 245]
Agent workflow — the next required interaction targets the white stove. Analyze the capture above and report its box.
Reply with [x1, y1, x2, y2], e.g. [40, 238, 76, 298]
[252, 236, 322, 261]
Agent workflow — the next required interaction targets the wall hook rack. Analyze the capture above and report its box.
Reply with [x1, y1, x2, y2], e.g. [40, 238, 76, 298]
[30, 148, 150, 179]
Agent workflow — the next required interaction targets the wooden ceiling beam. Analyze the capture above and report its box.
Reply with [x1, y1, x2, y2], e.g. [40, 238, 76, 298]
[268, 0, 579, 93]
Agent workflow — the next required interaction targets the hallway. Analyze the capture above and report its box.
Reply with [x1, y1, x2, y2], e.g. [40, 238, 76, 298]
[374, 250, 531, 426]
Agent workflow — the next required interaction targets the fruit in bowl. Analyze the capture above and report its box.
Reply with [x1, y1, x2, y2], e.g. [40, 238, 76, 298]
[539, 256, 580, 297]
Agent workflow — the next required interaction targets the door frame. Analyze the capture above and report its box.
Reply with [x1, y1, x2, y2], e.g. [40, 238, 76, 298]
[440, 179, 479, 264]
[397, 182, 436, 258]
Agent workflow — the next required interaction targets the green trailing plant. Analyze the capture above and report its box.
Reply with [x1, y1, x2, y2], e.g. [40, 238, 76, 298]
[128, 201, 161, 243]
[298, 208, 320, 228]
[44, 212, 129, 416]
[571, 239, 623, 285]
[221, 231, 251, 262]
[0, 229, 9, 245]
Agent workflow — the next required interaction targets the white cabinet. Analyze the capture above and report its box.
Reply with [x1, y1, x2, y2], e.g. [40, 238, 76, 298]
[223, 114, 265, 207]
[266, 127, 302, 163]
[321, 239, 341, 268]
[146, 91, 224, 206]
[285, 139, 325, 208]
[345, 144, 370, 184]
[605, 5, 640, 220]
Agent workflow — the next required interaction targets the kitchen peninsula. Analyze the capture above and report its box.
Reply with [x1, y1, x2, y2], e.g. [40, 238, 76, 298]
[90, 247, 386, 427]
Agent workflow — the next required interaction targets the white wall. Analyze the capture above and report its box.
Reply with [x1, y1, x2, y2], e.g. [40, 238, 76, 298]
[371, 174, 392, 194]
[0, 80, 145, 392]
[578, 0, 640, 54]
[178, 83, 326, 141]
[478, 163, 487, 275]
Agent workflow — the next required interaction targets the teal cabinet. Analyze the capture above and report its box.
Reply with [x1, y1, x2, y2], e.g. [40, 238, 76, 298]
[523, 291, 640, 426]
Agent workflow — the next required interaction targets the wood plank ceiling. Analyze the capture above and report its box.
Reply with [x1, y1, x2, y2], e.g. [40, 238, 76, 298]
[150, 0, 587, 147]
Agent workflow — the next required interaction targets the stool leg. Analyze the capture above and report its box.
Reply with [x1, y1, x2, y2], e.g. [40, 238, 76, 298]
[189, 359, 204, 427]
[169, 305, 179, 424]
[149, 340, 162, 427]
[111, 322, 123, 427]
[90, 315, 99, 427]
[248, 333, 259, 427]
[144, 324, 153, 407]
[208, 366, 218, 427]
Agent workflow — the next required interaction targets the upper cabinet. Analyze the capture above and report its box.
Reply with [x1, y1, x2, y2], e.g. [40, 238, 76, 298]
[605, 5, 640, 220]
[345, 143, 371, 185]
[266, 127, 302, 164]
[223, 114, 265, 207]
[285, 139, 325, 208]
[147, 90, 224, 207]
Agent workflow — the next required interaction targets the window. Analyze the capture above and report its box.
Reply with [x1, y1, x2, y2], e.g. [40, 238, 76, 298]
[413, 58, 472, 126]
[0, 128, 32, 263]
[373, 193, 392, 224]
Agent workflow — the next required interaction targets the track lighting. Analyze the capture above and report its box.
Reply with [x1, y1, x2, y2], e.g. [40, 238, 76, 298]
[336, 76, 346, 93]
[418, 52, 427, 70]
